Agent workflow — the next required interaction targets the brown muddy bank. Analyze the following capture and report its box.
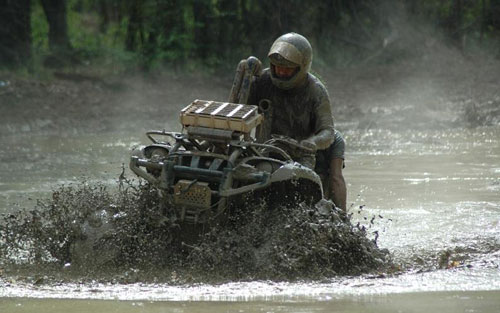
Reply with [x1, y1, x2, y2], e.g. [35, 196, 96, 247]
[1, 44, 500, 138]
[0, 71, 229, 136]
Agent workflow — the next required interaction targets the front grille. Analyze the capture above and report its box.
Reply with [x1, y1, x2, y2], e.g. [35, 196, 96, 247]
[173, 180, 211, 209]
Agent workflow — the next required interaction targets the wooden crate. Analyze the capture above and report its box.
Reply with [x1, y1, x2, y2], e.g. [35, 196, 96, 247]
[180, 99, 262, 134]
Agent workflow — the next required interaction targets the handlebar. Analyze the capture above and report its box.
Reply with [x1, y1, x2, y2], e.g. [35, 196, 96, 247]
[146, 130, 184, 144]
[265, 136, 315, 154]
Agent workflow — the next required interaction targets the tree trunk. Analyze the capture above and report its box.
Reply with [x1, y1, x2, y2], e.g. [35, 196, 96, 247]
[193, 0, 213, 60]
[98, 0, 110, 32]
[490, 0, 500, 29]
[40, 0, 72, 53]
[0, 0, 31, 67]
[451, 0, 464, 50]
[480, 0, 486, 43]
[217, 0, 239, 57]
[125, 0, 142, 52]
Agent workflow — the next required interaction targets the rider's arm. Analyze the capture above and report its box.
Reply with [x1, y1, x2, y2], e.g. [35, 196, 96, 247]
[303, 80, 335, 151]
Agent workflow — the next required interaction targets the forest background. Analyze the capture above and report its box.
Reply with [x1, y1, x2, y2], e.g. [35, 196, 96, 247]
[1, 0, 500, 73]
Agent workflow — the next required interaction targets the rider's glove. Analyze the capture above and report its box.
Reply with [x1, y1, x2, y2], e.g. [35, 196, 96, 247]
[300, 139, 317, 153]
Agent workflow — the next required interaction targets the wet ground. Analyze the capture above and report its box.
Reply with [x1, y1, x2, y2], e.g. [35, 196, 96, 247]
[2, 291, 499, 313]
[3, 290, 500, 313]
[1, 48, 500, 311]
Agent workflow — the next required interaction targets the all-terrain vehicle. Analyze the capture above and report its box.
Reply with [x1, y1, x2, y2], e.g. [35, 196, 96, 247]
[130, 57, 324, 224]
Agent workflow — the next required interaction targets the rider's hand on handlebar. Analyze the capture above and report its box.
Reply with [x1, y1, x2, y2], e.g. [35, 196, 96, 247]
[300, 139, 317, 152]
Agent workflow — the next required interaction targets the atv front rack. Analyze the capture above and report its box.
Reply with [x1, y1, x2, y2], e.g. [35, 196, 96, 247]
[180, 100, 263, 134]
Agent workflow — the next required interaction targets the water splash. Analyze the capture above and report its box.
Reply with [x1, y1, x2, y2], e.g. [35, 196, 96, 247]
[0, 179, 391, 284]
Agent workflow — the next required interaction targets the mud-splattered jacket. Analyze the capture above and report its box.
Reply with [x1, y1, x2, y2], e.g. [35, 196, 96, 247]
[247, 68, 335, 150]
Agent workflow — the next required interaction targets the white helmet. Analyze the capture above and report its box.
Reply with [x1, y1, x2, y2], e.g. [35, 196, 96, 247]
[268, 32, 312, 90]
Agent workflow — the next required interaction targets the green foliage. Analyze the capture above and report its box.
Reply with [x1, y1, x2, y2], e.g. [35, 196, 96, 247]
[67, 1, 127, 59]
[12, 0, 500, 72]
[31, 1, 49, 54]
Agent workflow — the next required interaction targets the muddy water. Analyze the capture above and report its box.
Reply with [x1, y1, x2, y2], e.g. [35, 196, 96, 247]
[0, 132, 143, 210]
[1, 291, 500, 313]
[1, 125, 499, 311]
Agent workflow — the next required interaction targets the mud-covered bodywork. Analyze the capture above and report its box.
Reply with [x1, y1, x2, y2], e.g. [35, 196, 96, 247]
[130, 100, 323, 223]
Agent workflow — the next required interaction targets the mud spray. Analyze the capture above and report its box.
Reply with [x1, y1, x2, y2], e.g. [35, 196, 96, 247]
[0, 177, 391, 284]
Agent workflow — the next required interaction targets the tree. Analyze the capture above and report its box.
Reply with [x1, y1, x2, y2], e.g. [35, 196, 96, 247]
[451, 0, 464, 50]
[40, 0, 72, 54]
[488, 0, 500, 29]
[0, 0, 31, 67]
[193, 0, 214, 60]
[125, 0, 143, 52]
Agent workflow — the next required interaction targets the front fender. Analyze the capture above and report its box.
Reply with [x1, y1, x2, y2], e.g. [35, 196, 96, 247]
[270, 162, 323, 194]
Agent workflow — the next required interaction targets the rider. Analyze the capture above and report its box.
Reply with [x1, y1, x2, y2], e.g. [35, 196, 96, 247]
[246, 32, 347, 211]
